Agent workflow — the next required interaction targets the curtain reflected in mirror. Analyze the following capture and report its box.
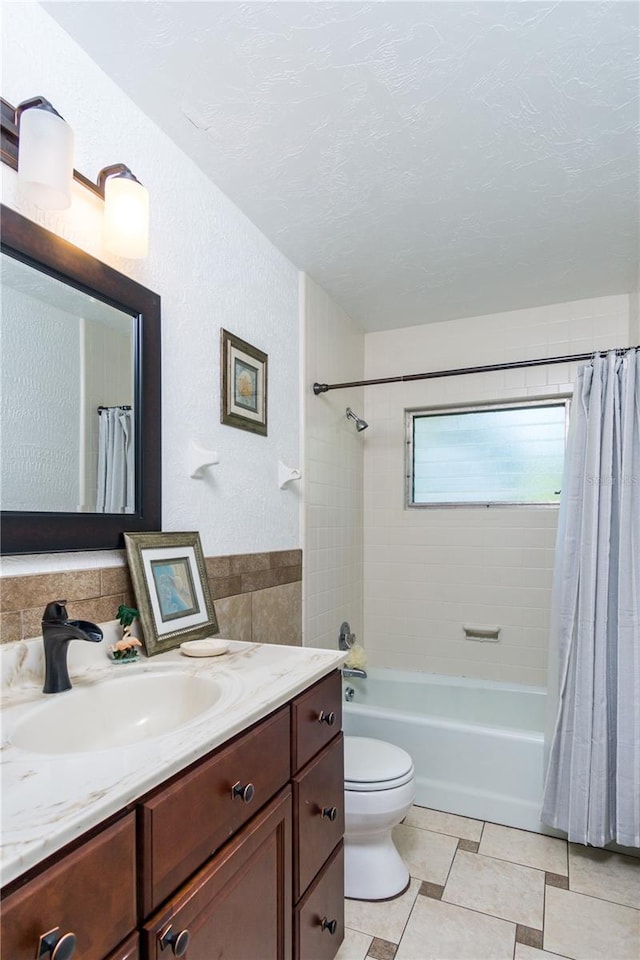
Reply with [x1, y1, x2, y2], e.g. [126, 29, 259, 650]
[1, 252, 135, 514]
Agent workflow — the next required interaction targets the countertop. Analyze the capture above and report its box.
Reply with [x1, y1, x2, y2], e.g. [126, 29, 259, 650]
[0, 630, 346, 887]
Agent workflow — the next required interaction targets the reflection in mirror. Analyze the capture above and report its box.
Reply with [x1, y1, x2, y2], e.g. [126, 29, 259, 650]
[1, 253, 135, 514]
[0, 204, 161, 554]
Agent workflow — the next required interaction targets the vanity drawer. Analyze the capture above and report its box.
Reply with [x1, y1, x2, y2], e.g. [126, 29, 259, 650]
[140, 705, 291, 915]
[143, 788, 292, 960]
[293, 734, 344, 901]
[292, 670, 342, 771]
[106, 932, 139, 960]
[294, 841, 344, 960]
[0, 812, 136, 960]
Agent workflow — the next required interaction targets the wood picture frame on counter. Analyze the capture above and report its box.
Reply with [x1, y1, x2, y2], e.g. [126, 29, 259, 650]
[124, 531, 219, 655]
[221, 328, 268, 436]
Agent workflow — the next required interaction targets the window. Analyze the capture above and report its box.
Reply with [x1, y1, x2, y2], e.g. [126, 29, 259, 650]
[406, 398, 569, 507]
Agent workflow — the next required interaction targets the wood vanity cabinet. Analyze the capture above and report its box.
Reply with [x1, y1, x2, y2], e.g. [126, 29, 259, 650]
[0, 812, 137, 960]
[1, 669, 344, 960]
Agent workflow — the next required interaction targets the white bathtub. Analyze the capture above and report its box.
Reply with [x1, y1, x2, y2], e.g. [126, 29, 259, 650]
[342, 667, 549, 834]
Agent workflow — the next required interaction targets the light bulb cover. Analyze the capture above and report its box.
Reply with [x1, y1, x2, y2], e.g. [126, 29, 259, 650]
[17, 99, 73, 210]
[101, 166, 149, 259]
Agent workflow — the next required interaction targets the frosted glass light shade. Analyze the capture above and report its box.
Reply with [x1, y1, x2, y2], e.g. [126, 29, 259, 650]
[18, 107, 74, 210]
[103, 175, 149, 259]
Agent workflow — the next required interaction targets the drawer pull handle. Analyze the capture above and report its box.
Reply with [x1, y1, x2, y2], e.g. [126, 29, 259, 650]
[321, 917, 338, 935]
[318, 710, 336, 726]
[37, 928, 76, 960]
[232, 780, 255, 803]
[158, 924, 190, 957]
[322, 806, 338, 821]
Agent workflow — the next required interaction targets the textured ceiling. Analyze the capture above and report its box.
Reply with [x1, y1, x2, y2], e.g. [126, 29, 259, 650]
[44, 1, 639, 331]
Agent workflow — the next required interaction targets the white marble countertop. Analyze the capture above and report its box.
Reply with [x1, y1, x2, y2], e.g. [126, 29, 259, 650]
[0, 629, 346, 888]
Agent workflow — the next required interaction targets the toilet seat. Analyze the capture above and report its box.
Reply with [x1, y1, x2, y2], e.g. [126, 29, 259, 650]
[344, 736, 415, 792]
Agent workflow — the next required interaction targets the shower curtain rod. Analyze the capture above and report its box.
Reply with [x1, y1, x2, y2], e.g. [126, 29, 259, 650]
[312, 345, 639, 395]
[97, 405, 132, 411]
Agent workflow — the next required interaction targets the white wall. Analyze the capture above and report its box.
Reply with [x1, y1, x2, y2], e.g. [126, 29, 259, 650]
[302, 275, 365, 649]
[363, 294, 631, 686]
[1, 1, 300, 560]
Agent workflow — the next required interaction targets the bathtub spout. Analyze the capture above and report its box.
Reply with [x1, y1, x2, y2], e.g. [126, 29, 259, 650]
[343, 666, 367, 679]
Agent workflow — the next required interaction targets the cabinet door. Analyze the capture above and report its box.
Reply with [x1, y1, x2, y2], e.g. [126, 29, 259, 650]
[0, 813, 136, 960]
[140, 705, 290, 915]
[293, 735, 344, 901]
[292, 671, 342, 772]
[143, 788, 292, 960]
[295, 842, 344, 960]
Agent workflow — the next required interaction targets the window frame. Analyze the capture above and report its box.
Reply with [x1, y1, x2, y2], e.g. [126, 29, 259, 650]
[405, 394, 571, 509]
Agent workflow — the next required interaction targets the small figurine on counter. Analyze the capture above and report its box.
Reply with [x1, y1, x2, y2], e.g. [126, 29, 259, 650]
[110, 604, 142, 662]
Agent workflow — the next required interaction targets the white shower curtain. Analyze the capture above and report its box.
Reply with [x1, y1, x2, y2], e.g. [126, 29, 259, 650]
[542, 348, 639, 848]
[96, 407, 134, 513]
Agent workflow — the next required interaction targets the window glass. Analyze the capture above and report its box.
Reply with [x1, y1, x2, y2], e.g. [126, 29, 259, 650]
[408, 399, 568, 506]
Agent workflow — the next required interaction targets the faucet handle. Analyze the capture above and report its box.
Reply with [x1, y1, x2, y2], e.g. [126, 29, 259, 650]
[42, 600, 68, 622]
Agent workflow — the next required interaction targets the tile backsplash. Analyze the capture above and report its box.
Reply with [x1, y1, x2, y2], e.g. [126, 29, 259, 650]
[0, 550, 302, 648]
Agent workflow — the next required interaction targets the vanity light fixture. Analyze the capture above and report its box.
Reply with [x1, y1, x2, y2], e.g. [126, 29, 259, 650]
[99, 164, 149, 260]
[15, 97, 74, 210]
[1, 97, 150, 259]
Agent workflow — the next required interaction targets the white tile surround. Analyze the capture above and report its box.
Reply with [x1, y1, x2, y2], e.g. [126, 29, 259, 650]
[362, 294, 633, 685]
[303, 275, 365, 650]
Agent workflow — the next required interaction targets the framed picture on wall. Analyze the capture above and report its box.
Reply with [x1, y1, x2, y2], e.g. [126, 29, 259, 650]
[124, 531, 218, 655]
[221, 328, 268, 436]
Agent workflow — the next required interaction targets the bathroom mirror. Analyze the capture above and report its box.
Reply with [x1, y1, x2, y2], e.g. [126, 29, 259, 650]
[0, 204, 161, 554]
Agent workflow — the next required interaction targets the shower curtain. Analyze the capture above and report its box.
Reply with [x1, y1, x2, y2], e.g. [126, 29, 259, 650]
[542, 348, 639, 848]
[96, 406, 134, 513]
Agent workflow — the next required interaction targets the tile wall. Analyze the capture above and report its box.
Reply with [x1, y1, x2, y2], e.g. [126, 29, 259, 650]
[0, 550, 302, 648]
[302, 275, 366, 650]
[363, 294, 632, 686]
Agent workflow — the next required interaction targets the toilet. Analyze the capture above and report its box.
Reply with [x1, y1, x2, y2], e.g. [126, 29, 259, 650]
[343, 735, 416, 901]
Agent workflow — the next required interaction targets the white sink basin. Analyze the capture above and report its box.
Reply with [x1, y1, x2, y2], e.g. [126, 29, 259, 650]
[10, 671, 230, 754]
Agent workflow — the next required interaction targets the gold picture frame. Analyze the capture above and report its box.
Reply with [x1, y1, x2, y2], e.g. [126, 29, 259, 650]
[221, 328, 268, 436]
[124, 531, 218, 656]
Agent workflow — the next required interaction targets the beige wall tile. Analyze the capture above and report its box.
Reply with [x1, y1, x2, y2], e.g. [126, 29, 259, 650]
[213, 593, 252, 643]
[251, 581, 301, 646]
[1, 570, 101, 613]
[0, 612, 22, 644]
[100, 566, 132, 596]
[205, 556, 232, 579]
[230, 552, 271, 575]
[270, 549, 302, 568]
[208, 576, 243, 600]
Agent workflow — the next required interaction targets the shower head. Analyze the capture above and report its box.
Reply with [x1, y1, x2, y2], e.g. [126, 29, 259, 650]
[346, 407, 368, 432]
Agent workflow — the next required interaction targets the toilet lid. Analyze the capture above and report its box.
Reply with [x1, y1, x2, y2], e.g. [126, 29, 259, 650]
[344, 736, 414, 792]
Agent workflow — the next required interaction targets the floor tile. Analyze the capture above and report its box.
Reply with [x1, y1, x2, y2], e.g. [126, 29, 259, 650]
[443, 849, 545, 928]
[515, 945, 571, 960]
[568, 843, 640, 909]
[404, 805, 483, 842]
[544, 885, 640, 960]
[479, 822, 568, 875]
[335, 928, 373, 960]
[394, 894, 516, 960]
[368, 937, 397, 960]
[392, 823, 458, 884]
[345, 878, 421, 944]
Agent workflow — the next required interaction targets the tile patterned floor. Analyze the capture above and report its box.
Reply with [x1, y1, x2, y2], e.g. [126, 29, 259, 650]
[337, 806, 640, 960]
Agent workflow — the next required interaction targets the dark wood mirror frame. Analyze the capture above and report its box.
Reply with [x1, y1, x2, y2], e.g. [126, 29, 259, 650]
[1, 204, 161, 554]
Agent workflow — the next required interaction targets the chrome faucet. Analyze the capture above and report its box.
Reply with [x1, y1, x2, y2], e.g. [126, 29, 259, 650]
[42, 600, 103, 694]
[342, 666, 367, 679]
